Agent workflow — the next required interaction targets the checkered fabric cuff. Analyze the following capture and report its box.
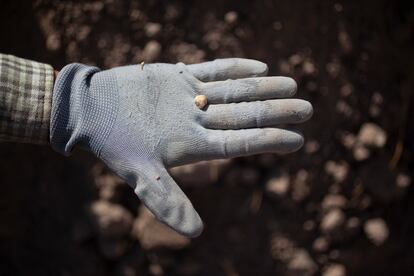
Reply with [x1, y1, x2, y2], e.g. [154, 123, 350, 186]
[0, 54, 54, 144]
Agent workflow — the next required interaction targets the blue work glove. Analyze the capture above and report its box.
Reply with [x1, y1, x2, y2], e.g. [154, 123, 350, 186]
[51, 58, 313, 237]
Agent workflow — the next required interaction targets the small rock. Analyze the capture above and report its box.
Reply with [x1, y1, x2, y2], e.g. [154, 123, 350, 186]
[340, 83, 354, 97]
[346, 217, 360, 229]
[265, 173, 290, 196]
[287, 249, 317, 276]
[338, 30, 353, 53]
[168, 42, 205, 64]
[340, 132, 356, 149]
[289, 54, 303, 66]
[357, 123, 387, 148]
[329, 184, 342, 194]
[142, 40, 162, 62]
[396, 173, 411, 188]
[77, 25, 91, 41]
[165, 4, 182, 21]
[194, 95, 208, 109]
[320, 208, 346, 233]
[313, 236, 329, 252]
[145, 22, 162, 37]
[148, 263, 164, 276]
[170, 160, 231, 187]
[98, 237, 129, 259]
[303, 220, 316, 231]
[336, 100, 353, 117]
[95, 173, 124, 202]
[133, 206, 190, 250]
[343, 217, 361, 240]
[358, 195, 372, 210]
[89, 200, 133, 238]
[326, 60, 341, 78]
[324, 161, 349, 183]
[305, 140, 320, 154]
[353, 144, 371, 161]
[334, 3, 343, 12]
[279, 60, 292, 74]
[303, 60, 316, 75]
[46, 33, 61, 51]
[224, 11, 238, 24]
[322, 194, 347, 211]
[291, 170, 310, 202]
[364, 218, 389, 246]
[322, 263, 346, 276]
[270, 234, 295, 262]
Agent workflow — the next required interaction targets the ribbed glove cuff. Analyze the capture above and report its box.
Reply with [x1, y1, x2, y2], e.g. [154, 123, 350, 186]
[50, 63, 119, 156]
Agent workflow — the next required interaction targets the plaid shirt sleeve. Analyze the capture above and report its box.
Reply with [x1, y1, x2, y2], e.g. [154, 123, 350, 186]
[0, 54, 54, 144]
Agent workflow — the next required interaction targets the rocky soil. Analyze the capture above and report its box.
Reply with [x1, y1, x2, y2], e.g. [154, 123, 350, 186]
[0, 0, 413, 275]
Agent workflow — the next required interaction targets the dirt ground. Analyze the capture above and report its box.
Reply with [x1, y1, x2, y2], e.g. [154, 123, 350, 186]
[0, 0, 413, 275]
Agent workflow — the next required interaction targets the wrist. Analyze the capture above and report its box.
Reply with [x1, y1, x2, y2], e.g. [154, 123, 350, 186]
[50, 64, 118, 156]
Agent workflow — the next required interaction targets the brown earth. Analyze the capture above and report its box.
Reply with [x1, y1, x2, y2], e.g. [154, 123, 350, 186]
[0, 0, 413, 275]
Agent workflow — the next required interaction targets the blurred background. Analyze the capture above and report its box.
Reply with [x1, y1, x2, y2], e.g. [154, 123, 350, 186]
[0, 0, 413, 275]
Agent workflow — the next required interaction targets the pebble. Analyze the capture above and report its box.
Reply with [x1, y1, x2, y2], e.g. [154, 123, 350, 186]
[289, 54, 303, 66]
[340, 83, 354, 97]
[168, 42, 205, 64]
[322, 194, 347, 211]
[364, 218, 389, 245]
[95, 173, 124, 202]
[357, 123, 387, 148]
[132, 206, 190, 250]
[324, 161, 349, 183]
[89, 200, 133, 238]
[291, 170, 310, 202]
[303, 220, 316, 231]
[326, 60, 341, 78]
[353, 144, 371, 161]
[305, 140, 320, 154]
[194, 95, 208, 109]
[346, 217, 360, 230]
[145, 22, 162, 37]
[322, 263, 346, 276]
[170, 160, 231, 187]
[313, 236, 329, 252]
[142, 40, 161, 62]
[320, 208, 346, 233]
[98, 238, 128, 259]
[270, 234, 295, 261]
[46, 33, 61, 51]
[396, 173, 411, 188]
[265, 173, 290, 196]
[303, 60, 316, 75]
[224, 11, 238, 24]
[338, 30, 353, 53]
[287, 249, 317, 276]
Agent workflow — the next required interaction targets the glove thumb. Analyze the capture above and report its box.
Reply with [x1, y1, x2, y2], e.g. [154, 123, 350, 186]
[131, 161, 203, 238]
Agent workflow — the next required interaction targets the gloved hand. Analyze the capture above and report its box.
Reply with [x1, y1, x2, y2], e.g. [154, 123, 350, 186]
[51, 58, 312, 237]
